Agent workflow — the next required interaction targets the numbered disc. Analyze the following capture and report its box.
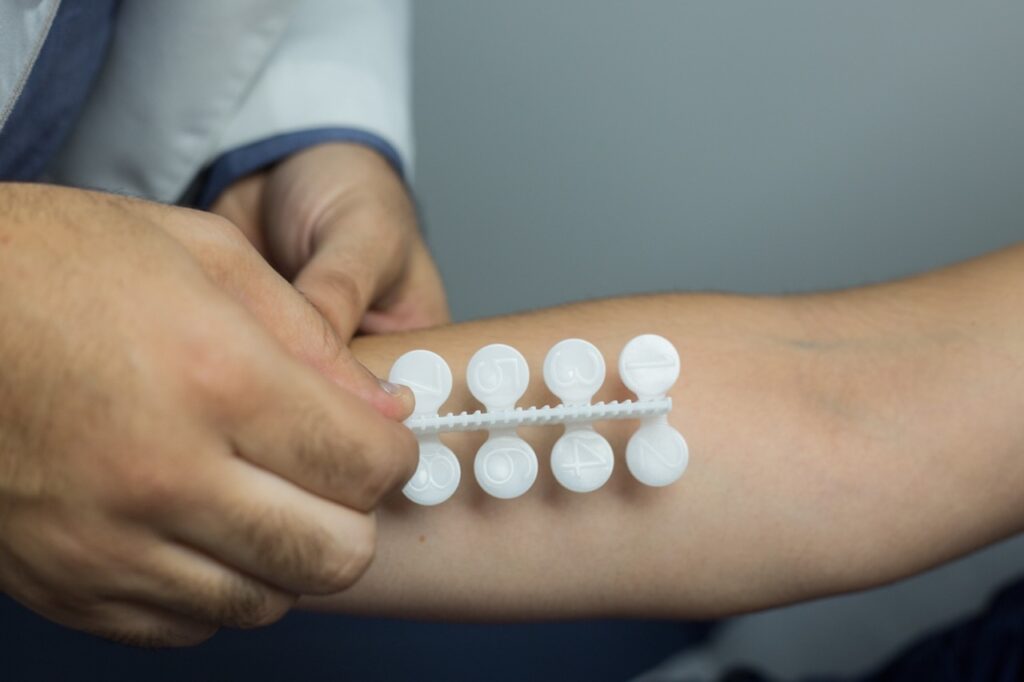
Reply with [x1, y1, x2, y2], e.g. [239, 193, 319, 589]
[551, 429, 614, 493]
[625, 423, 688, 487]
[389, 350, 453, 417]
[474, 436, 538, 499]
[403, 440, 461, 505]
[467, 344, 529, 411]
[618, 334, 680, 400]
[543, 338, 606, 406]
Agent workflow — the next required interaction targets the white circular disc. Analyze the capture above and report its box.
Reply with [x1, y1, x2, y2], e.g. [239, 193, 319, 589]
[467, 344, 529, 410]
[618, 334, 680, 399]
[473, 436, 538, 499]
[403, 440, 461, 505]
[625, 423, 688, 487]
[551, 429, 614, 493]
[389, 350, 453, 416]
[542, 338, 606, 405]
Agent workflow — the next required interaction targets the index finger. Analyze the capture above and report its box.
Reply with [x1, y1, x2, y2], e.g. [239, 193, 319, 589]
[226, 342, 419, 511]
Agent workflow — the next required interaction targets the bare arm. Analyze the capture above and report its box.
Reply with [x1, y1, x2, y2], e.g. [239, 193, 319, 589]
[304, 243, 1024, 620]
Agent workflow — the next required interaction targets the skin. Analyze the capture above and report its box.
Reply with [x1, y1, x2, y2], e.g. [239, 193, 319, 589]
[302, 244, 1024, 621]
[0, 181, 432, 646]
[210, 143, 450, 340]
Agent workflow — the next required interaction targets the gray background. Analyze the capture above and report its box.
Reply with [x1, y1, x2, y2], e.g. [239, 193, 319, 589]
[412, 0, 1024, 322]
[410, 1, 1024, 677]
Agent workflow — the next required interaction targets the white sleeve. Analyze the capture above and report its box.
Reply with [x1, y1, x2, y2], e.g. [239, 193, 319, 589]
[209, 0, 414, 174]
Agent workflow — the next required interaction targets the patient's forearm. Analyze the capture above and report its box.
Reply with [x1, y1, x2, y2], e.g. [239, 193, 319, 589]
[305, 244, 1024, 619]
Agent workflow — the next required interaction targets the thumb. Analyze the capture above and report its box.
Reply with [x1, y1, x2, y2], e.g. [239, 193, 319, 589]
[291, 244, 373, 345]
[289, 204, 409, 345]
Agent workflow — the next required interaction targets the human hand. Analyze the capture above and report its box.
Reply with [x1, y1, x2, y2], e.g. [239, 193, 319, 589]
[0, 184, 418, 646]
[211, 142, 450, 343]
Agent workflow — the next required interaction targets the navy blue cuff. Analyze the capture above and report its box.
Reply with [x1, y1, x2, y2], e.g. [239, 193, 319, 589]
[193, 127, 405, 210]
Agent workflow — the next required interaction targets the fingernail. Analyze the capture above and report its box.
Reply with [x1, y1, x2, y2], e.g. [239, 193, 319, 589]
[378, 376, 415, 420]
[378, 378, 405, 395]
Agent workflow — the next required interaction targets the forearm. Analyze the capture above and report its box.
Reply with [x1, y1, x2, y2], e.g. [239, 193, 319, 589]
[304, 244, 1024, 619]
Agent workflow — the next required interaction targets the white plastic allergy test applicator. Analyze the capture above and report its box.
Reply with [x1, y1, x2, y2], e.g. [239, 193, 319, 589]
[388, 334, 688, 505]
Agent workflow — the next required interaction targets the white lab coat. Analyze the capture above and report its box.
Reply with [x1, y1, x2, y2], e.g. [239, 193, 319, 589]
[0, 0, 412, 203]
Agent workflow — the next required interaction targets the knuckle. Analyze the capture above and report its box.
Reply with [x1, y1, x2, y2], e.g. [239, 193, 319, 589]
[314, 516, 376, 593]
[327, 270, 362, 307]
[292, 411, 350, 483]
[85, 612, 218, 649]
[291, 409, 415, 509]
[245, 592, 293, 629]
[221, 582, 293, 629]
[231, 503, 374, 595]
[302, 269, 362, 318]
[193, 212, 249, 251]
[288, 410, 368, 501]
[233, 505, 339, 593]
[363, 426, 418, 504]
[118, 622, 218, 649]
[108, 460, 188, 517]
[356, 452, 396, 507]
[336, 518, 377, 589]
[171, 624, 219, 647]
[391, 426, 420, 483]
[136, 471, 181, 514]
[168, 209, 251, 267]
[176, 330, 251, 407]
[57, 527, 132, 587]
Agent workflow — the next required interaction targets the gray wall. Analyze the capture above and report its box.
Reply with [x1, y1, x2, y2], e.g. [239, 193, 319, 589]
[412, 0, 1024, 322]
